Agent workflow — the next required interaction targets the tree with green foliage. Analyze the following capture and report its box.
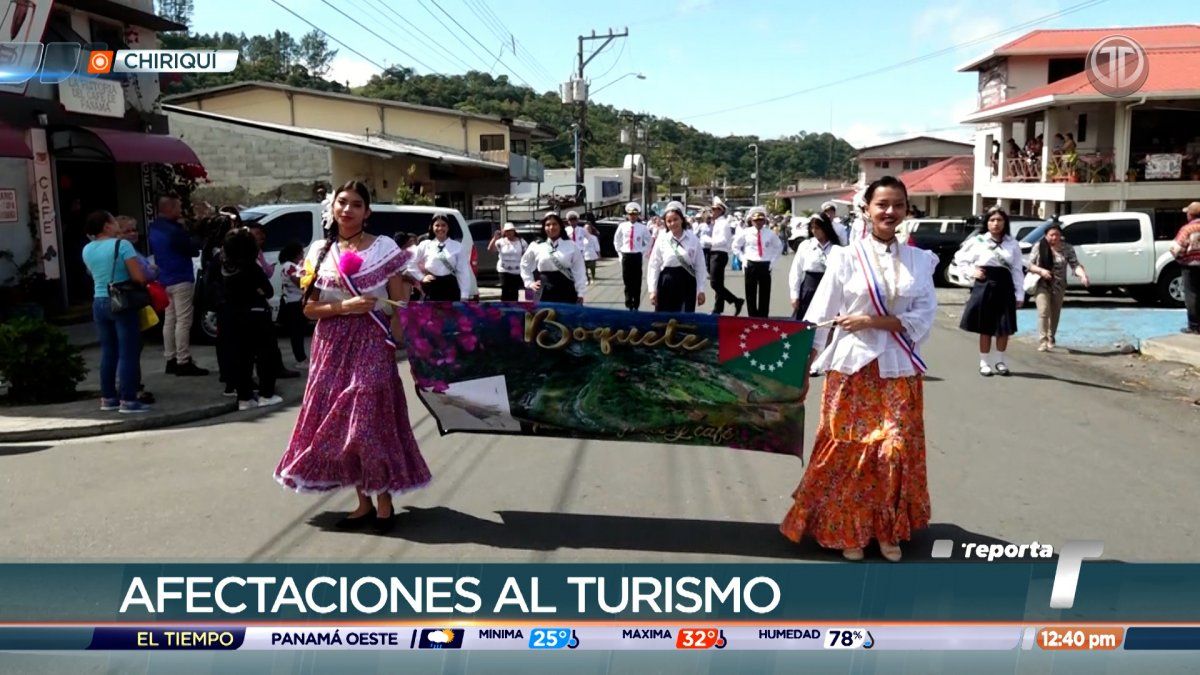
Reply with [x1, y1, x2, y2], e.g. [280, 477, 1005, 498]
[156, 0, 193, 28]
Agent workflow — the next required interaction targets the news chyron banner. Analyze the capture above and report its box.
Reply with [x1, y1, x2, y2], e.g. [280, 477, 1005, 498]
[402, 302, 813, 455]
[2, 562, 1200, 655]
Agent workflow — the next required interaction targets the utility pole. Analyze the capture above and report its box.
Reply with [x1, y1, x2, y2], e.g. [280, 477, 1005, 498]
[748, 143, 760, 205]
[564, 28, 628, 205]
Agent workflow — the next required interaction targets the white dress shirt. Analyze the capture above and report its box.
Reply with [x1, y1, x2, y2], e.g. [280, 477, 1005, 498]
[565, 224, 590, 248]
[696, 221, 713, 249]
[613, 220, 651, 255]
[709, 215, 736, 253]
[583, 232, 601, 261]
[494, 236, 526, 275]
[848, 215, 869, 241]
[954, 234, 1025, 302]
[732, 225, 785, 267]
[788, 238, 834, 301]
[646, 228, 708, 294]
[414, 237, 471, 300]
[804, 238, 939, 378]
[520, 237, 588, 298]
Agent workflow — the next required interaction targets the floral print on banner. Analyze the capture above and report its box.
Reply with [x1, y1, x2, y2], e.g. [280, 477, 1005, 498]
[401, 301, 528, 394]
[780, 361, 930, 550]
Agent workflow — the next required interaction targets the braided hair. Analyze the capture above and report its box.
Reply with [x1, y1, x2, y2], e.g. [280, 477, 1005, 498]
[302, 180, 371, 308]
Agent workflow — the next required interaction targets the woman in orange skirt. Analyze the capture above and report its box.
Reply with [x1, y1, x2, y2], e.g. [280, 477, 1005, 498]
[781, 176, 938, 562]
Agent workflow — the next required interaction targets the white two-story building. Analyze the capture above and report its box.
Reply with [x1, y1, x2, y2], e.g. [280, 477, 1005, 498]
[961, 25, 1200, 223]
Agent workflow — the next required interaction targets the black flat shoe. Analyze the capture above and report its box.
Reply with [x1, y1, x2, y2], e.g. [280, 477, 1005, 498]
[734, 298, 745, 316]
[370, 512, 396, 535]
[334, 507, 376, 530]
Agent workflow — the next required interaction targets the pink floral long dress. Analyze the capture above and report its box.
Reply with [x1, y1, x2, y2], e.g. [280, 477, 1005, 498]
[274, 236, 431, 496]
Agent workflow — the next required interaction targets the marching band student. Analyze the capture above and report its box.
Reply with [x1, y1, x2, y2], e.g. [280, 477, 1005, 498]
[275, 181, 429, 535]
[789, 213, 838, 320]
[564, 210, 588, 248]
[647, 201, 707, 313]
[707, 197, 744, 315]
[583, 220, 601, 283]
[613, 202, 651, 310]
[413, 214, 471, 301]
[955, 207, 1024, 376]
[521, 212, 587, 304]
[695, 208, 714, 270]
[781, 175, 938, 563]
[732, 206, 784, 317]
[488, 222, 527, 301]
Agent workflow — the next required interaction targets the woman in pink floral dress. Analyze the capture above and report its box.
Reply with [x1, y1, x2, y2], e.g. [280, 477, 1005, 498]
[274, 181, 430, 534]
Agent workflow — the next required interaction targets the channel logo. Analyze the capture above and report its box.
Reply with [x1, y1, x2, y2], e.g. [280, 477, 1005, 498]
[416, 628, 464, 649]
[0, 43, 238, 85]
[86, 50, 114, 74]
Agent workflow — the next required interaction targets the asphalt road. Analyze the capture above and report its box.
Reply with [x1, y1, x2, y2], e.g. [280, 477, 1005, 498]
[3, 256, 1198, 563]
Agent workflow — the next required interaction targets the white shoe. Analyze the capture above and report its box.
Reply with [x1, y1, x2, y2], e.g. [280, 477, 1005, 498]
[237, 399, 260, 411]
[842, 548, 865, 561]
[258, 395, 283, 407]
[979, 364, 994, 377]
[879, 543, 903, 562]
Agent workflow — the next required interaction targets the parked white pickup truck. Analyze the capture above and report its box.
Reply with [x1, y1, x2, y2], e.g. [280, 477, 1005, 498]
[949, 212, 1186, 307]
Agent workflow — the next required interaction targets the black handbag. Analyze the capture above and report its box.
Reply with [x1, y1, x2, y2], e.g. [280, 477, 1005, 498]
[107, 239, 150, 313]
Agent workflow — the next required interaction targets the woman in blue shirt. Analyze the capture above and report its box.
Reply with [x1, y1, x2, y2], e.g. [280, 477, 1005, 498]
[81, 211, 150, 413]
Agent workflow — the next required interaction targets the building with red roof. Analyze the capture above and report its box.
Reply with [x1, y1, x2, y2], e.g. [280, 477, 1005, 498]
[898, 155, 975, 217]
[959, 24, 1200, 219]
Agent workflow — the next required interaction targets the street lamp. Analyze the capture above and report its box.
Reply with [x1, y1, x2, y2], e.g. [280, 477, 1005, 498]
[748, 143, 760, 206]
[592, 72, 646, 97]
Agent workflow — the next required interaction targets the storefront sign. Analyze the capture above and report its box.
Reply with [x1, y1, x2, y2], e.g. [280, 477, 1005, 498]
[0, 188, 17, 222]
[58, 78, 126, 118]
[28, 128, 60, 280]
[1144, 153, 1183, 180]
[140, 164, 155, 226]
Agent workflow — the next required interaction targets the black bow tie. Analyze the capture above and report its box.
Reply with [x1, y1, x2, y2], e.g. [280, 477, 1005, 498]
[437, 243, 445, 252]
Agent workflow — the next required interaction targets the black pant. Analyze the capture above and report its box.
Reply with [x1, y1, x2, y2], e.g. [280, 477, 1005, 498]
[708, 251, 740, 313]
[621, 254, 643, 310]
[424, 274, 460, 301]
[226, 310, 277, 400]
[656, 267, 697, 313]
[278, 299, 307, 362]
[1184, 266, 1200, 330]
[500, 272, 523, 301]
[744, 261, 772, 317]
[216, 306, 233, 385]
[585, 260, 597, 282]
[540, 271, 578, 304]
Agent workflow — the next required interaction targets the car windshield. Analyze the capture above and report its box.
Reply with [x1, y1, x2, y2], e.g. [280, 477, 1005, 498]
[240, 210, 268, 224]
[1020, 219, 1057, 245]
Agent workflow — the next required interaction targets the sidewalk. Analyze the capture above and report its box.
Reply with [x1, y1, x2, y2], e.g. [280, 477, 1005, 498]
[0, 340, 304, 443]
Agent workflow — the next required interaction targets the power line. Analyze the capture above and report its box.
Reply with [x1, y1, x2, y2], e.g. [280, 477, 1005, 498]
[414, 0, 497, 74]
[425, 0, 536, 88]
[459, 0, 554, 88]
[315, 0, 444, 75]
[265, 0, 388, 74]
[357, 0, 478, 73]
[683, 0, 1109, 121]
[470, 0, 559, 82]
[589, 37, 627, 84]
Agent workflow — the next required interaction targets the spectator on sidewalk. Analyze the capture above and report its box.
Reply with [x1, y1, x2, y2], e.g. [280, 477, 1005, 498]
[1172, 201, 1200, 334]
[82, 211, 150, 414]
[219, 228, 282, 410]
[149, 194, 208, 377]
[1026, 222, 1089, 351]
[277, 241, 309, 366]
[199, 214, 237, 395]
[117, 215, 158, 404]
[245, 221, 298, 379]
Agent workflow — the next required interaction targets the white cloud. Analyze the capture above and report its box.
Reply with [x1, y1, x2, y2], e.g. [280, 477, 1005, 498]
[912, 0, 1062, 55]
[325, 54, 379, 88]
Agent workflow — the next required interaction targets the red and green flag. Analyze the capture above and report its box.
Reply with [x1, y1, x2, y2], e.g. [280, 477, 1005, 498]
[717, 316, 815, 390]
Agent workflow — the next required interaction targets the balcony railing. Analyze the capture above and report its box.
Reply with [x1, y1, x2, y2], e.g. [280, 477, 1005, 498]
[1003, 150, 1118, 184]
[480, 149, 510, 164]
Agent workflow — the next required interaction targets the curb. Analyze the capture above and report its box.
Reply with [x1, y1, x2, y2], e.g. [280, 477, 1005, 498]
[0, 399, 238, 443]
[1141, 336, 1200, 369]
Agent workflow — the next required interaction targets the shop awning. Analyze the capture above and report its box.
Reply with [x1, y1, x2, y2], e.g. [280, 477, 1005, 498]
[0, 125, 32, 159]
[83, 127, 201, 165]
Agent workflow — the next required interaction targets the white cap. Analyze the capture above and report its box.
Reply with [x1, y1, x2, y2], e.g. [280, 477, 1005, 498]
[747, 206, 769, 220]
[502, 222, 517, 232]
[663, 200, 686, 215]
[565, 210, 580, 219]
[541, 211, 562, 223]
[712, 196, 727, 210]
[625, 202, 641, 214]
[820, 201, 837, 212]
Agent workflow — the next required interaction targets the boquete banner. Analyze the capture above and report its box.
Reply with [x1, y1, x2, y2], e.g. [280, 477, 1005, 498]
[401, 302, 814, 456]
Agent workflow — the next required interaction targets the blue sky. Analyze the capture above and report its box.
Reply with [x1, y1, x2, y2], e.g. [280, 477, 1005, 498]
[190, 0, 1198, 147]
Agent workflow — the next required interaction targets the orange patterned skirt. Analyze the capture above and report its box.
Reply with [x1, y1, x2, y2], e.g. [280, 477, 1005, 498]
[780, 361, 930, 550]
